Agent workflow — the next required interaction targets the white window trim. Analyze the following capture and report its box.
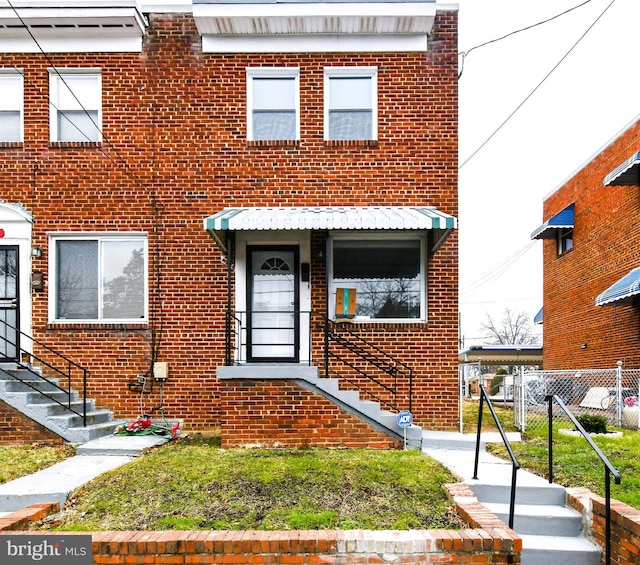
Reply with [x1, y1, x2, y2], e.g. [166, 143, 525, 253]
[0, 69, 24, 142]
[246, 67, 300, 141]
[323, 66, 378, 141]
[48, 68, 102, 143]
[48, 232, 148, 324]
[328, 231, 426, 323]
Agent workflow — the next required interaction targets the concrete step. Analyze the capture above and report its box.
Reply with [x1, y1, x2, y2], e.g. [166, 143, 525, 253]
[48, 409, 115, 429]
[470, 482, 567, 506]
[35, 399, 97, 416]
[0, 368, 122, 443]
[483, 501, 583, 536]
[25, 389, 76, 404]
[520, 534, 601, 565]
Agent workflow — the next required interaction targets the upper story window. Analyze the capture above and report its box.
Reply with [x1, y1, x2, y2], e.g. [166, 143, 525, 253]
[246, 68, 299, 141]
[324, 67, 378, 141]
[49, 70, 101, 143]
[0, 70, 23, 142]
[557, 228, 573, 256]
[330, 235, 424, 322]
[49, 233, 147, 323]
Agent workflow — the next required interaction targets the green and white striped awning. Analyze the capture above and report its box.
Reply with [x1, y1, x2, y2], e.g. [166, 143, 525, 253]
[204, 206, 456, 253]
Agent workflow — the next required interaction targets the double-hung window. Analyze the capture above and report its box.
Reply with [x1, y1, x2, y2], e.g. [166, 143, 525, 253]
[0, 71, 23, 142]
[247, 68, 299, 141]
[50, 234, 147, 323]
[330, 235, 424, 321]
[324, 67, 377, 141]
[49, 69, 102, 143]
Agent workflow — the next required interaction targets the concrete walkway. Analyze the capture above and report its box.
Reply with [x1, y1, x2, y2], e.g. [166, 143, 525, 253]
[421, 429, 548, 486]
[0, 434, 169, 515]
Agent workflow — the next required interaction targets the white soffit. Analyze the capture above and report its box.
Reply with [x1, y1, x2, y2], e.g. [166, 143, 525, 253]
[0, 1, 147, 52]
[194, 2, 437, 52]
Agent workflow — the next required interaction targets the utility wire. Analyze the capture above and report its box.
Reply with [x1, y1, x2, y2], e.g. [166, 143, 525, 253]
[459, 0, 617, 171]
[458, 0, 594, 79]
[460, 241, 536, 298]
[6, 0, 147, 190]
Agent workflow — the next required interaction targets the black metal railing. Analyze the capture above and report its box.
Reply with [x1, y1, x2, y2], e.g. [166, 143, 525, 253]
[0, 319, 88, 427]
[223, 310, 313, 365]
[474, 384, 520, 528]
[222, 308, 413, 414]
[319, 313, 413, 413]
[545, 394, 621, 565]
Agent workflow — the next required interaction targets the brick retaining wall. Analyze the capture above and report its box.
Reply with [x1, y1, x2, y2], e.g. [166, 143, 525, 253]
[0, 400, 64, 445]
[0, 494, 522, 564]
[567, 487, 640, 565]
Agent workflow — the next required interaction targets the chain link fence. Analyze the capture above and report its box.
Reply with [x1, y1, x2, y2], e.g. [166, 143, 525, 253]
[514, 365, 640, 434]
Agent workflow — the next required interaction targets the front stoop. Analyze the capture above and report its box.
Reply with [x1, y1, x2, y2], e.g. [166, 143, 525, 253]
[0, 367, 123, 444]
[471, 482, 601, 565]
[218, 365, 422, 448]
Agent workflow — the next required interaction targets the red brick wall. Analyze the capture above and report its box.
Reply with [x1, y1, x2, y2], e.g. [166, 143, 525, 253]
[0, 10, 458, 437]
[220, 379, 402, 449]
[0, 501, 522, 565]
[0, 400, 64, 445]
[567, 487, 640, 565]
[541, 118, 640, 369]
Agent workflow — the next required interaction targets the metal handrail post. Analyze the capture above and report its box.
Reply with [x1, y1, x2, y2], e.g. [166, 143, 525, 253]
[546, 394, 620, 565]
[472, 391, 484, 480]
[606, 469, 612, 565]
[547, 395, 553, 484]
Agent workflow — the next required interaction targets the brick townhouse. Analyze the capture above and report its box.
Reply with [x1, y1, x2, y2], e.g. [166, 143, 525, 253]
[532, 114, 640, 370]
[0, 0, 459, 448]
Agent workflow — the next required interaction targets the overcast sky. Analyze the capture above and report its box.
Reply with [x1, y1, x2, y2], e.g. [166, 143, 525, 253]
[456, 0, 640, 345]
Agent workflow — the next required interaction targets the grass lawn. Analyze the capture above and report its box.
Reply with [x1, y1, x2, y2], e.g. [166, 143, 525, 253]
[464, 398, 640, 510]
[35, 437, 464, 531]
[4, 398, 638, 531]
[0, 443, 75, 484]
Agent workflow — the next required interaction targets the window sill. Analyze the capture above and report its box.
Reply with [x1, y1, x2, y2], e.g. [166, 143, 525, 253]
[332, 317, 425, 325]
[0, 141, 24, 149]
[325, 140, 378, 148]
[247, 140, 300, 148]
[47, 321, 148, 331]
[50, 141, 102, 149]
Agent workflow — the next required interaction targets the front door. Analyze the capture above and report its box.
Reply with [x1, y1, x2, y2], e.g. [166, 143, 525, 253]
[247, 246, 299, 362]
[0, 246, 19, 362]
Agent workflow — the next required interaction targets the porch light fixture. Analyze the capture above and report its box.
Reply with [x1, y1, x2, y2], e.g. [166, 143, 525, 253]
[31, 246, 43, 258]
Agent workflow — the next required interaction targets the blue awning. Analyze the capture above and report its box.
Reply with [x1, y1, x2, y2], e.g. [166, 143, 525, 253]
[603, 151, 640, 186]
[595, 267, 640, 306]
[533, 307, 543, 325]
[531, 203, 574, 240]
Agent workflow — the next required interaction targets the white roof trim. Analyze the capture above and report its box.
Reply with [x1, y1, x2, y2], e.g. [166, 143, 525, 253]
[0, 1, 147, 53]
[202, 33, 428, 53]
[194, 2, 436, 46]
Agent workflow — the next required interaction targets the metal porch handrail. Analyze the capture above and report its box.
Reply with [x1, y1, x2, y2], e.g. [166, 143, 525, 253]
[319, 313, 413, 413]
[545, 394, 621, 565]
[474, 384, 520, 529]
[0, 319, 88, 427]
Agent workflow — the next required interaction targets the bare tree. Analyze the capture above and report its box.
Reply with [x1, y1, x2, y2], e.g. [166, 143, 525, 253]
[480, 308, 541, 346]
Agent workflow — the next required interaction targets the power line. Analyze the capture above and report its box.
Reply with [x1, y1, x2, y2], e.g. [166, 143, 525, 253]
[458, 0, 594, 78]
[460, 241, 537, 298]
[6, 0, 148, 190]
[459, 0, 618, 171]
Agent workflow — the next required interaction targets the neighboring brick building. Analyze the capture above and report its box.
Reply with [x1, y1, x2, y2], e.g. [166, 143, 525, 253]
[532, 115, 640, 370]
[0, 0, 459, 447]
